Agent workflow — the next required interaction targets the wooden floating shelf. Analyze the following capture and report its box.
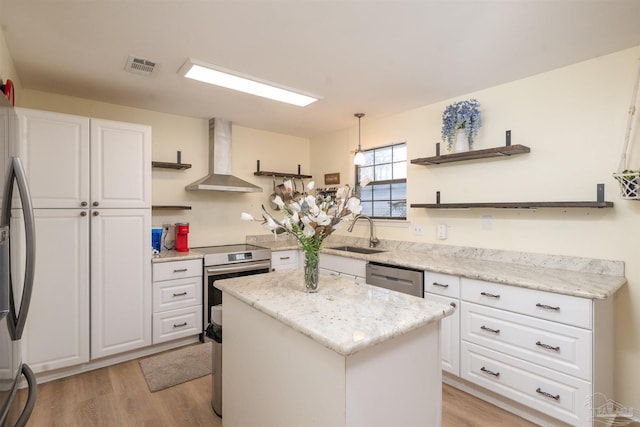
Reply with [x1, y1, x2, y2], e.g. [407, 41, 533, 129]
[152, 205, 192, 210]
[254, 160, 312, 179]
[254, 171, 312, 179]
[411, 144, 530, 165]
[411, 184, 613, 209]
[410, 201, 613, 209]
[152, 161, 192, 170]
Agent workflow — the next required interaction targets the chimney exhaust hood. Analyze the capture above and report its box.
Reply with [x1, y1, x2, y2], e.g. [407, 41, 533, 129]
[185, 118, 262, 192]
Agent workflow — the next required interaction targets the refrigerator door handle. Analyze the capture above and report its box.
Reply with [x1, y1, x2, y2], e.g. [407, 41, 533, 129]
[14, 364, 37, 427]
[1, 157, 36, 340]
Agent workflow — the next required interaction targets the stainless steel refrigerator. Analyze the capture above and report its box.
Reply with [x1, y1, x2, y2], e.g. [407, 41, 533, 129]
[0, 93, 37, 426]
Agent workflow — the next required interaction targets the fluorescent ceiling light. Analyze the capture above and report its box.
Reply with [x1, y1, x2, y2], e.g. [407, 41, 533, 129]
[178, 58, 320, 107]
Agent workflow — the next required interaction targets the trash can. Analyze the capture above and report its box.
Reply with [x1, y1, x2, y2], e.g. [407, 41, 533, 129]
[206, 306, 223, 417]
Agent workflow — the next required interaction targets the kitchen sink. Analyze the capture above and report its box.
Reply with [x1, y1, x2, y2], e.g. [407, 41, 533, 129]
[327, 245, 386, 255]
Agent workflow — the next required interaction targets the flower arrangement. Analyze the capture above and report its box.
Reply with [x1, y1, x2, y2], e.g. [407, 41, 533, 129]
[441, 98, 482, 151]
[241, 179, 368, 292]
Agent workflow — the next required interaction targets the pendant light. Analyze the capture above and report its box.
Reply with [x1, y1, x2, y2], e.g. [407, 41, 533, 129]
[353, 113, 365, 166]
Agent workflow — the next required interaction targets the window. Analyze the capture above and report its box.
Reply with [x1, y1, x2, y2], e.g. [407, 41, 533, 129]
[356, 142, 407, 219]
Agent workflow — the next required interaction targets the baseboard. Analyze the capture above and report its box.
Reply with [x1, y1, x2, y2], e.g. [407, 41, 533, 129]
[28, 335, 200, 385]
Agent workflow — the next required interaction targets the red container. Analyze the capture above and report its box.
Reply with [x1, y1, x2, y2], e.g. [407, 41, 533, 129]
[175, 222, 190, 252]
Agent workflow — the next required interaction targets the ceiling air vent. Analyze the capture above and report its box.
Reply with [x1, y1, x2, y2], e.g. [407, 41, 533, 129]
[125, 56, 157, 76]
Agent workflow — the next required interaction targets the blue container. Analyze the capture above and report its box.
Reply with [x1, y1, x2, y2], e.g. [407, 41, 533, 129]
[152, 227, 163, 253]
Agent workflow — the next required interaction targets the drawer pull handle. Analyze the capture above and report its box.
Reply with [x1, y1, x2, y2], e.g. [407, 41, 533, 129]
[536, 341, 560, 352]
[173, 292, 188, 297]
[480, 367, 500, 377]
[536, 388, 560, 401]
[536, 303, 560, 311]
[173, 268, 188, 273]
[173, 322, 188, 328]
[480, 292, 500, 299]
[432, 282, 449, 288]
[279, 256, 291, 260]
[480, 325, 500, 334]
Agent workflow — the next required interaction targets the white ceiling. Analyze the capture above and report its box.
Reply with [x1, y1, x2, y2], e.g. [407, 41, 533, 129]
[2, 1, 640, 138]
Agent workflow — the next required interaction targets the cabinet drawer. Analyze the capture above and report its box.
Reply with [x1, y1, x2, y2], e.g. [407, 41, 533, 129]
[153, 276, 203, 313]
[461, 341, 590, 426]
[461, 278, 592, 329]
[319, 253, 366, 278]
[461, 302, 592, 381]
[152, 306, 202, 344]
[271, 250, 299, 271]
[153, 259, 202, 281]
[424, 272, 460, 298]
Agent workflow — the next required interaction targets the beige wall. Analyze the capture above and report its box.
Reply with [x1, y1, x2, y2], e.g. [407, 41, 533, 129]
[312, 46, 640, 407]
[0, 24, 21, 100]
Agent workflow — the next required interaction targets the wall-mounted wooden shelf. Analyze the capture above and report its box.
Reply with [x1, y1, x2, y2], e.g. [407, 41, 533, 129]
[411, 144, 530, 165]
[253, 160, 312, 179]
[411, 201, 613, 209]
[152, 151, 191, 170]
[152, 161, 192, 170]
[411, 185, 614, 209]
[152, 205, 192, 210]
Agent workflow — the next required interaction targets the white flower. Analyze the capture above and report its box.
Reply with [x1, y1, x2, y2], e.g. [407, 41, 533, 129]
[265, 216, 278, 231]
[303, 223, 316, 237]
[240, 212, 255, 221]
[273, 195, 285, 207]
[315, 211, 331, 226]
[289, 201, 301, 212]
[307, 181, 315, 191]
[346, 197, 362, 214]
[336, 187, 346, 199]
[360, 176, 371, 187]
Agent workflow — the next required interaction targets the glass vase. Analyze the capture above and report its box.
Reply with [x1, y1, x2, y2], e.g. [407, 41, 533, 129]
[303, 249, 319, 293]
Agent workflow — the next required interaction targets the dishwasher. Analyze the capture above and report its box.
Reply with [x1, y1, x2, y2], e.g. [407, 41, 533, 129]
[365, 262, 424, 297]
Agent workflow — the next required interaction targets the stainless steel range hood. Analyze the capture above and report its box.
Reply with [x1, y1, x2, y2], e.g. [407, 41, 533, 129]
[185, 118, 262, 192]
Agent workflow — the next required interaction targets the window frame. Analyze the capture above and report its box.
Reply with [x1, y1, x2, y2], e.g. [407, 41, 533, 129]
[355, 142, 407, 220]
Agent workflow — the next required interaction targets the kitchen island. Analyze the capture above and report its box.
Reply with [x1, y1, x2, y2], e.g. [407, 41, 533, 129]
[216, 270, 454, 427]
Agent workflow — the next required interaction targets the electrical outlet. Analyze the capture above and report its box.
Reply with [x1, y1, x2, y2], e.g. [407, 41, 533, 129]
[437, 224, 447, 240]
[482, 215, 493, 231]
[412, 224, 424, 236]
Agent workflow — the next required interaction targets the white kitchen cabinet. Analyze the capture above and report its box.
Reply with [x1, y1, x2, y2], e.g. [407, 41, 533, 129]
[90, 119, 151, 208]
[319, 253, 366, 281]
[91, 209, 151, 359]
[16, 108, 153, 364]
[424, 272, 460, 376]
[16, 108, 90, 209]
[16, 109, 151, 209]
[151, 259, 203, 344]
[271, 249, 300, 271]
[21, 209, 90, 372]
[459, 278, 613, 427]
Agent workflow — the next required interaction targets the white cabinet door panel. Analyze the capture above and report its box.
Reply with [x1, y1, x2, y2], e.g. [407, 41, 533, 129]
[16, 108, 90, 208]
[90, 119, 151, 208]
[91, 209, 151, 359]
[22, 209, 90, 372]
[425, 293, 459, 376]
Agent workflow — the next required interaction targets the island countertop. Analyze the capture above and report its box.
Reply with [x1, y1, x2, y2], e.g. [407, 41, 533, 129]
[215, 269, 454, 356]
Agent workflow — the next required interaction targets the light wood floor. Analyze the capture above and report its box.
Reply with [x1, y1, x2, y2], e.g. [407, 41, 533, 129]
[18, 357, 539, 427]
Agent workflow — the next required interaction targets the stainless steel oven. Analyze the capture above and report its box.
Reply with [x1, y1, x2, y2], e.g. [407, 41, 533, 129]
[194, 243, 271, 417]
[197, 244, 271, 330]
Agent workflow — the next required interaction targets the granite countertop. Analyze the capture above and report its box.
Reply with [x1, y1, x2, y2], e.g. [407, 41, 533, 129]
[215, 269, 454, 356]
[151, 249, 204, 263]
[249, 236, 626, 300]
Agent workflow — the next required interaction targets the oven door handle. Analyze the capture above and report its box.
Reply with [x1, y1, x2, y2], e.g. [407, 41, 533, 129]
[206, 260, 271, 275]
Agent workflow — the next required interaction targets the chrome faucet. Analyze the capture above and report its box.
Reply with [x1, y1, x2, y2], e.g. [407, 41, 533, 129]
[347, 214, 380, 248]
